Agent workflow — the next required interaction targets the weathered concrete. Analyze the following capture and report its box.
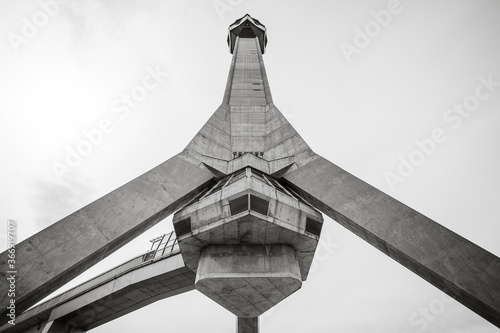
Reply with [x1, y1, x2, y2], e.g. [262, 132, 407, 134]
[173, 167, 320, 318]
[0, 155, 213, 325]
[185, 29, 311, 176]
[196, 245, 301, 317]
[282, 155, 500, 327]
[173, 167, 323, 280]
[0, 251, 194, 333]
[237, 317, 259, 333]
[229, 38, 268, 106]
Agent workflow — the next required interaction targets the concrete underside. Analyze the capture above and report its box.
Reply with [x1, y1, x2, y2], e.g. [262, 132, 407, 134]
[179, 214, 318, 280]
[195, 245, 301, 317]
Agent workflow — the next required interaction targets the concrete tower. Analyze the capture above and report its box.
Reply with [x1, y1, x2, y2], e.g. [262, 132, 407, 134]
[173, 15, 326, 328]
[1, 14, 499, 333]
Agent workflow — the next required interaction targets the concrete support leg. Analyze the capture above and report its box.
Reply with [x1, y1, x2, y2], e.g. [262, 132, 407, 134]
[237, 317, 258, 333]
[0, 154, 214, 321]
[283, 155, 500, 327]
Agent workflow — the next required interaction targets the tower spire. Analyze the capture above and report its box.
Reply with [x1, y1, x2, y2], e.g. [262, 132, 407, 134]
[224, 14, 272, 106]
[184, 14, 311, 177]
[227, 14, 268, 54]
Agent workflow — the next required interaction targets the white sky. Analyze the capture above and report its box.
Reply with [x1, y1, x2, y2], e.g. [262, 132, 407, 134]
[1, 0, 499, 332]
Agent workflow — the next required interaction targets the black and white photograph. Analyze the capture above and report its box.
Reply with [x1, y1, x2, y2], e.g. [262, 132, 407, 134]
[0, 1, 499, 332]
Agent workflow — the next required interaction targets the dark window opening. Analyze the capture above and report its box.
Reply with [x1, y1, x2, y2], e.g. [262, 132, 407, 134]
[250, 194, 269, 216]
[240, 27, 256, 38]
[229, 195, 249, 215]
[175, 217, 192, 237]
[305, 217, 322, 236]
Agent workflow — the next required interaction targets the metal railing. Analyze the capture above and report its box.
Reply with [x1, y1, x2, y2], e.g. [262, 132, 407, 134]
[15, 231, 179, 324]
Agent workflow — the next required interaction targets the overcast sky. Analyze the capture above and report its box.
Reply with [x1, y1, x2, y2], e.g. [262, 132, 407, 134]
[1, 0, 499, 332]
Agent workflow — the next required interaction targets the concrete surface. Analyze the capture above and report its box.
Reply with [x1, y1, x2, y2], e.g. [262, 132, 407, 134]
[173, 167, 323, 280]
[183, 34, 314, 176]
[195, 245, 301, 317]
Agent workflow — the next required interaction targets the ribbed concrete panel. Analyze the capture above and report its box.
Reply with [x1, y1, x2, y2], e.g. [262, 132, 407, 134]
[229, 38, 267, 106]
[231, 106, 266, 153]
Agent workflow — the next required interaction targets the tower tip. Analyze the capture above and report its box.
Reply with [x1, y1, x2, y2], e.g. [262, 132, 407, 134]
[227, 14, 267, 54]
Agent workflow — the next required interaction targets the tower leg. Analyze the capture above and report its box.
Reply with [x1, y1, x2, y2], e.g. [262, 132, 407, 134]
[283, 154, 500, 327]
[0, 154, 214, 321]
[237, 317, 258, 333]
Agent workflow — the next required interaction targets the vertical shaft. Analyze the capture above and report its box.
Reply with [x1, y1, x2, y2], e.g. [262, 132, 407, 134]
[237, 317, 259, 333]
[228, 37, 270, 106]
